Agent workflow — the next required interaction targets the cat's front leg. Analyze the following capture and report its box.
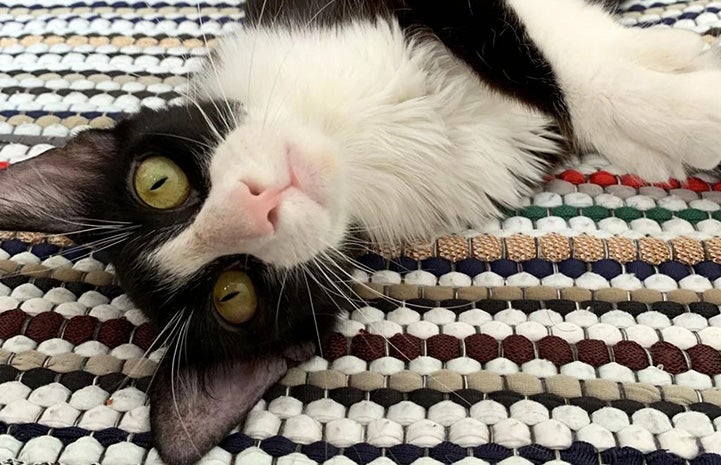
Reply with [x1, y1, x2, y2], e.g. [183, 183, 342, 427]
[508, 0, 721, 181]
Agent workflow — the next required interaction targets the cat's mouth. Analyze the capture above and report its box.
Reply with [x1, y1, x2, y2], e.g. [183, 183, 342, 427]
[285, 142, 329, 208]
[254, 158, 326, 234]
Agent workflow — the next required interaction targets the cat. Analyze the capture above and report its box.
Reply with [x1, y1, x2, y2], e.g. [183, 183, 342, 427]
[1, 0, 721, 464]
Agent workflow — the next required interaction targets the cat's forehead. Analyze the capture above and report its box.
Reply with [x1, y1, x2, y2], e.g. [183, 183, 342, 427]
[118, 101, 241, 150]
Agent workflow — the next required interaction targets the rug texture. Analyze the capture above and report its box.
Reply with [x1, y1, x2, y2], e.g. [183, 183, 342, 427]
[2, 0, 721, 464]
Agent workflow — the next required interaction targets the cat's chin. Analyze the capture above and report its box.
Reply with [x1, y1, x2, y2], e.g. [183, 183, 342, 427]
[241, 196, 350, 269]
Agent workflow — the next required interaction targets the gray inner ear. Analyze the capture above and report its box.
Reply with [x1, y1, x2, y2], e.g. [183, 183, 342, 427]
[149, 354, 290, 465]
[0, 129, 117, 234]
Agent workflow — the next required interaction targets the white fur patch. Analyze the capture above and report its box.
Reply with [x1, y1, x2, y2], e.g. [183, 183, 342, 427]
[508, 0, 721, 181]
[151, 19, 558, 278]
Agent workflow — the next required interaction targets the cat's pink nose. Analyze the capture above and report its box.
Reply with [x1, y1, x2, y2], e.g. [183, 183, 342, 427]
[234, 182, 282, 237]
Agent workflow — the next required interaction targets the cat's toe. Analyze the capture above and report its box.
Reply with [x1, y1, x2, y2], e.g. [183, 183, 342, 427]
[622, 27, 713, 72]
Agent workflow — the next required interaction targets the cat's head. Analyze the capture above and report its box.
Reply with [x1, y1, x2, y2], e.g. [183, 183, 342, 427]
[0, 102, 357, 465]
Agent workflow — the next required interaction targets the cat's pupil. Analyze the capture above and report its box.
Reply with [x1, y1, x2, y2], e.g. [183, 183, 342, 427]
[220, 291, 240, 302]
[151, 177, 168, 191]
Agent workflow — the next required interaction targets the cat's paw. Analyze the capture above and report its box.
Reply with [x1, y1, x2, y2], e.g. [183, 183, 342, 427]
[567, 27, 721, 181]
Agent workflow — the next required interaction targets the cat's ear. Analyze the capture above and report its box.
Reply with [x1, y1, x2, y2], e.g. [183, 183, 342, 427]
[149, 344, 314, 465]
[0, 129, 118, 233]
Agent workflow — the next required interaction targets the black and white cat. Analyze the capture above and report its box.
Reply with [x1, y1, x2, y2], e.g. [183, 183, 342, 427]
[1, 0, 720, 464]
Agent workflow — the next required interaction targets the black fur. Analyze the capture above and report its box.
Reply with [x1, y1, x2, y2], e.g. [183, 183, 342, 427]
[401, 1, 569, 129]
[248, 0, 567, 120]
[247, 0, 619, 149]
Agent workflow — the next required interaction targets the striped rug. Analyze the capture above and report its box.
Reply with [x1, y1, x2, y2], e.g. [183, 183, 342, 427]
[2, 1, 721, 464]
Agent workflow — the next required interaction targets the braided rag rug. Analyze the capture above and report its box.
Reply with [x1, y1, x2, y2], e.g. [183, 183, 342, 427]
[7, 0, 721, 464]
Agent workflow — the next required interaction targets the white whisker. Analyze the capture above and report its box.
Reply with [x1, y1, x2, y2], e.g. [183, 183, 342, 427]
[309, 250, 474, 408]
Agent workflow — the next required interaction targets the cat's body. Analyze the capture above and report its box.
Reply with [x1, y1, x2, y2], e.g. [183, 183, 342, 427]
[1, 1, 721, 464]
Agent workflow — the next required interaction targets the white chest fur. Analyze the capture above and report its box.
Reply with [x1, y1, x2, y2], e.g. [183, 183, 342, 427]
[152, 19, 560, 278]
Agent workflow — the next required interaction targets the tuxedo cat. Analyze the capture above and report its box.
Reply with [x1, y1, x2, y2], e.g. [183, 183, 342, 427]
[1, 0, 720, 464]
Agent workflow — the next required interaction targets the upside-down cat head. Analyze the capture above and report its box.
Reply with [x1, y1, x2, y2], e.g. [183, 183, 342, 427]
[0, 103, 350, 464]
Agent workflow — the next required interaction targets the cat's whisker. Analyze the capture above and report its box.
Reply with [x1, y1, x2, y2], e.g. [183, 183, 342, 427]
[246, 0, 269, 114]
[306, 257, 390, 363]
[298, 257, 335, 464]
[181, 311, 192, 372]
[0, 195, 134, 231]
[302, 260, 354, 302]
[50, 235, 132, 267]
[4, 225, 135, 242]
[169, 313, 202, 460]
[307, 255, 360, 312]
[312, 252, 474, 408]
[274, 270, 289, 338]
[186, 99, 225, 143]
[120, 311, 184, 393]
[302, 273, 324, 360]
[169, 316, 183, 398]
[0, 230, 136, 283]
[39, 212, 134, 230]
[76, 230, 136, 250]
[179, 318, 193, 392]
[65, 226, 138, 237]
[54, 217, 135, 226]
[300, 260, 352, 465]
[324, 243, 375, 273]
[195, 91, 236, 138]
[144, 132, 218, 151]
[193, 0, 239, 132]
[143, 311, 186, 400]
[304, 0, 341, 27]
[248, 0, 297, 136]
[322, 242, 476, 312]
[140, 313, 182, 366]
[257, 1, 345, 134]
[260, 50, 291, 133]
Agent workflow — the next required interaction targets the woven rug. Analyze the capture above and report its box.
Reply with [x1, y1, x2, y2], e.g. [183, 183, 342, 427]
[3, 0, 721, 464]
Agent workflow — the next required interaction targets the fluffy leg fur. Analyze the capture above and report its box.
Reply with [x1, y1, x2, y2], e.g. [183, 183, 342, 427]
[395, 0, 570, 131]
[399, 0, 721, 181]
[506, 0, 721, 181]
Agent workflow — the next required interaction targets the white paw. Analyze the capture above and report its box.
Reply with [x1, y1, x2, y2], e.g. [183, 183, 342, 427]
[567, 27, 721, 181]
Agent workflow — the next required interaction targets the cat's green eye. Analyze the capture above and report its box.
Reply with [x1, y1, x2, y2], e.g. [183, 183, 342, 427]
[213, 270, 258, 325]
[133, 156, 190, 209]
